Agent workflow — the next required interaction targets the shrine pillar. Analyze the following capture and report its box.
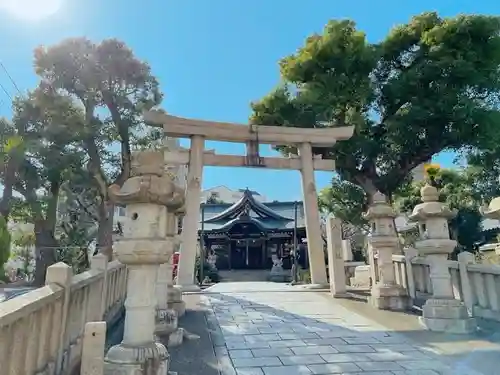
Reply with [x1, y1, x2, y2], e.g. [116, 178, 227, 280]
[299, 142, 327, 286]
[176, 135, 205, 291]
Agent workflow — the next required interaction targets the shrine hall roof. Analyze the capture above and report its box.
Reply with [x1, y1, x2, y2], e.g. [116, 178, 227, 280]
[198, 189, 305, 232]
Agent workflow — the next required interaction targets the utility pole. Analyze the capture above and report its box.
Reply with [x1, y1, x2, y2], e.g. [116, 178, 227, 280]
[292, 200, 299, 283]
[199, 203, 205, 285]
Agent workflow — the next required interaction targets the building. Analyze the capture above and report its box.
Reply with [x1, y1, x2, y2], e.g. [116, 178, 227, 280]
[198, 189, 308, 270]
[201, 186, 267, 204]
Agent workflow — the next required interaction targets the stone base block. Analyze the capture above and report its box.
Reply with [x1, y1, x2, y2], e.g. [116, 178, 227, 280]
[168, 300, 186, 317]
[350, 265, 371, 288]
[167, 287, 186, 317]
[156, 308, 178, 336]
[174, 284, 200, 293]
[369, 284, 410, 311]
[302, 283, 330, 290]
[104, 341, 169, 375]
[268, 273, 289, 282]
[420, 298, 477, 334]
[167, 328, 184, 347]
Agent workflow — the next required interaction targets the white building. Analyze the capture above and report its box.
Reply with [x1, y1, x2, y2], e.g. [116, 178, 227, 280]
[201, 186, 267, 204]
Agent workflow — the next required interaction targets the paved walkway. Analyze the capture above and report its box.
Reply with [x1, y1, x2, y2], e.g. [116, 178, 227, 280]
[202, 282, 485, 375]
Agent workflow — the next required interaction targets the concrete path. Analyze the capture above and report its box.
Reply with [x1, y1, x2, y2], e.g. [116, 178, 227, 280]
[203, 282, 486, 375]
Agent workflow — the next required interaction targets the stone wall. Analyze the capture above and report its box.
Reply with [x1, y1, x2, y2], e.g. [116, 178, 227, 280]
[0, 254, 127, 375]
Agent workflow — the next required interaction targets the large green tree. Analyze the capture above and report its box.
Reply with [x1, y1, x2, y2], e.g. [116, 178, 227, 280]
[251, 13, 500, 200]
[0, 90, 86, 285]
[33, 38, 163, 258]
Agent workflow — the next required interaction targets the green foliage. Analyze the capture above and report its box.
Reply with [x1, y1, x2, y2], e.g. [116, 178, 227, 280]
[250, 13, 500, 197]
[0, 215, 11, 280]
[318, 177, 369, 230]
[194, 254, 220, 283]
[11, 231, 35, 280]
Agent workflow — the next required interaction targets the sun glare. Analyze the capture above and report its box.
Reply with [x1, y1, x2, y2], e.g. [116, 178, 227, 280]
[1, 0, 62, 21]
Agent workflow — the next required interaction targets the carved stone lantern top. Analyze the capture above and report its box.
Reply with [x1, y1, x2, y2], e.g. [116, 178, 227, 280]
[481, 197, 500, 220]
[363, 192, 397, 220]
[108, 150, 185, 210]
[408, 184, 456, 222]
[408, 184, 456, 256]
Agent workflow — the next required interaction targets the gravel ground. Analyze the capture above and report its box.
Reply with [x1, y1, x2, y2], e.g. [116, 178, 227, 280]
[166, 294, 220, 375]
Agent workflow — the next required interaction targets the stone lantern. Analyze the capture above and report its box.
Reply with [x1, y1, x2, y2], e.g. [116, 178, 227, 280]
[481, 197, 500, 256]
[104, 150, 185, 375]
[363, 192, 408, 310]
[409, 184, 476, 334]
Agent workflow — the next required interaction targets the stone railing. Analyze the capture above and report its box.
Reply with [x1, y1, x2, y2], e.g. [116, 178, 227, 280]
[0, 254, 127, 375]
[389, 251, 500, 322]
[464, 262, 500, 321]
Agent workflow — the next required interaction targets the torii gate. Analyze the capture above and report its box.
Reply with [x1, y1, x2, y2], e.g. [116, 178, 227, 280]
[144, 110, 354, 290]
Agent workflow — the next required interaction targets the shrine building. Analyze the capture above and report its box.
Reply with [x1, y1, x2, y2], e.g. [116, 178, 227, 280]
[197, 189, 309, 270]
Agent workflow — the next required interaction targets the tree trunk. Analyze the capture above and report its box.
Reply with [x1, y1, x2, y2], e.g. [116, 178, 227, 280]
[33, 220, 59, 286]
[97, 200, 115, 260]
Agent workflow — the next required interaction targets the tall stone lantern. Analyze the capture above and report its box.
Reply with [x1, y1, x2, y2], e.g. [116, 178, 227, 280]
[481, 197, 500, 256]
[409, 184, 476, 334]
[104, 150, 185, 375]
[363, 192, 409, 310]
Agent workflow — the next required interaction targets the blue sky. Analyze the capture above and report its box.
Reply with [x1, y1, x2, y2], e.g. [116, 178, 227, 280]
[0, 0, 498, 201]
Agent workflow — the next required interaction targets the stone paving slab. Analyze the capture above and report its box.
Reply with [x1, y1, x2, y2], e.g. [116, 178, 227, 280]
[203, 282, 486, 375]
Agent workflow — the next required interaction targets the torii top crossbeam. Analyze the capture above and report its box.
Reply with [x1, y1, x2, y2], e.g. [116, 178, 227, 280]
[143, 110, 354, 147]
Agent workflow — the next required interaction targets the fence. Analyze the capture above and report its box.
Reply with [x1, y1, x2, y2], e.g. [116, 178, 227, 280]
[389, 251, 500, 323]
[0, 254, 127, 375]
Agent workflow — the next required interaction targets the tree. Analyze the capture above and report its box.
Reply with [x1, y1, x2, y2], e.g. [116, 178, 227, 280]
[318, 177, 369, 230]
[11, 230, 35, 281]
[0, 91, 87, 285]
[206, 195, 226, 204]
[33, 37, 162, 258]
[394, 168, 483, 253]
[0, 216, 11, 282]
[250, 13, 500, 201]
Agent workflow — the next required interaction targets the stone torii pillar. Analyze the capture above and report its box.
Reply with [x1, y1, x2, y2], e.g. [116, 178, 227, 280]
[104, 151, 185, 375]
[176, 135, 205, 291]
[299, 142, 328, 286]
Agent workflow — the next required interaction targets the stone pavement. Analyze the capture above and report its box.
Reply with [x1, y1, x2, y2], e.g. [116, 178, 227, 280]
[202, 282, 487, 375]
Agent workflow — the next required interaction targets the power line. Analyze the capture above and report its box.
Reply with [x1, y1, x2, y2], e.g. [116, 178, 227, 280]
[0, 60, 23, 96]
[0, 80, 13, 102]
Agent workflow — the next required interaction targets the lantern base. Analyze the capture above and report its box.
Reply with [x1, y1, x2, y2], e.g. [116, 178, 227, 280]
[369, 284, 410, 311]
[420, 298, 476, 334]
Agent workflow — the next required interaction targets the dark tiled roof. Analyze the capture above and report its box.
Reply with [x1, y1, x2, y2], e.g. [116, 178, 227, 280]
[199, 189, 304, 232]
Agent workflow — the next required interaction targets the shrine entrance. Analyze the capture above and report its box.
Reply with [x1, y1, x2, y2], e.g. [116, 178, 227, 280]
[144, 109, 354, 290]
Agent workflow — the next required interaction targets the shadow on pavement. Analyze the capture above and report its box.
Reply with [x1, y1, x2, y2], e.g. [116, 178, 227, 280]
[198, 288, 500, 375]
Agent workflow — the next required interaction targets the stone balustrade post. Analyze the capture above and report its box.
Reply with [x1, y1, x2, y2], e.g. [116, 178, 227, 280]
[341, 239, 353, 262]
[458, 251, 475, 315]
[80, 322, 106, 375]
[45, 262, 73, 374]
[103, 150, 185, 375]
[91, 253, 109, 320]
[325, 216, 347, 297]
[363, 192, 409, 310]
[403, 247, 419, 300]
[408, 184, 476, 334]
